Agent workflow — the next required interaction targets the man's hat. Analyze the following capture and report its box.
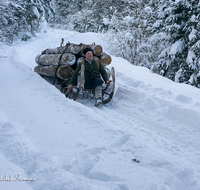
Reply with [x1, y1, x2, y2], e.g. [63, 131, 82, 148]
[83, 48, 93, 55]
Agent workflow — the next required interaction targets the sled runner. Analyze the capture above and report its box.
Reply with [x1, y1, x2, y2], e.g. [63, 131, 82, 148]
[65, 67, 115, 105]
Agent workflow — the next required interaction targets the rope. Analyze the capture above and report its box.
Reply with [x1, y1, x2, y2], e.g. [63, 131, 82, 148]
[53, 44, 70, 85]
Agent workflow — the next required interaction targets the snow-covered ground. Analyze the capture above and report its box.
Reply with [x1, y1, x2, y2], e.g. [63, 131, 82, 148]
[0, 29, 200, 190]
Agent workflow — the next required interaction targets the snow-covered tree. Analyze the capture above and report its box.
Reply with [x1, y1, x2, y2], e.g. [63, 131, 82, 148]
[52, 0, 112, 32]
[104, 0, 153, 65]
[151, 0, 200, 87]
[1, 0, 200, 88]
[0, 0, 54, 43]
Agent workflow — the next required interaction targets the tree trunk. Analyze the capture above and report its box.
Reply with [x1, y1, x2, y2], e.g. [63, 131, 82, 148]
[34, 65, 74, 80]
[35, 53, 76, 66]
[68, 44, 82, 54]
[34, 65, 57, 78]
[41, 46, 69, 54]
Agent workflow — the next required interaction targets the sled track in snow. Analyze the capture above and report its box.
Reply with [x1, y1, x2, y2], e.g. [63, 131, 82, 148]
[90, 71, 200, 188]
[111, 72, 200, 150]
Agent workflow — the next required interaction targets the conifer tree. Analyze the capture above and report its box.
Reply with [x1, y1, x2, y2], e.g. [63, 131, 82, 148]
[151, 0, 200, 87]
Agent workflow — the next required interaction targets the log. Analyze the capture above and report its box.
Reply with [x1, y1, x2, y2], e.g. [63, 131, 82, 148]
[91, 44, 103, 56]
[100, 52, 112, 66]
[56, 65, 74, 80]
[68, 44, 82, 54]
[41, 46, 69, 54]
[79, 45, 91, 57]
[35, 53, 76, 66]
[34, 65, 74, 80]
[34, 65, 57, 78]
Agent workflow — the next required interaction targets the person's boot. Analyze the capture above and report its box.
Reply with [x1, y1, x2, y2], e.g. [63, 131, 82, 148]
[95, 86, 103, 107]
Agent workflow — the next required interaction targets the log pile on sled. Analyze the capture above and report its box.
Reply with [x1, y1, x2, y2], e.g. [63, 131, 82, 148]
[34, 39, 112, 93]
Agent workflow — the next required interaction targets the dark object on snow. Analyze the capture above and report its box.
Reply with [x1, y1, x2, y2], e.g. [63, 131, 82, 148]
[132, 158, 140, 163]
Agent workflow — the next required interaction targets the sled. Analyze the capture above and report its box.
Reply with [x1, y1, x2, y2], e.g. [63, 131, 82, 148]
[34, 40, 115, 105]
[65, 67, 115, 105]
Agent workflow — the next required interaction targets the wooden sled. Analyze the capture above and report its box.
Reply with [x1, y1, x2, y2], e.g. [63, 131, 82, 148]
[65, 67, 115, 105]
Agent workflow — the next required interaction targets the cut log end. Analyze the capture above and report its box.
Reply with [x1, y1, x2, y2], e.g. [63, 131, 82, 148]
[57, 65, 74, 80]
[91, 44, 103, 56]
[100, 52, 112, 66]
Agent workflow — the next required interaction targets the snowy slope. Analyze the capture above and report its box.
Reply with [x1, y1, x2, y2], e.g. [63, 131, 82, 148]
[0, 29, 200, 190]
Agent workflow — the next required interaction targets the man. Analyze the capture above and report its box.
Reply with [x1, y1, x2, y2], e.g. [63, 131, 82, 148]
[68, 48, 110, 107]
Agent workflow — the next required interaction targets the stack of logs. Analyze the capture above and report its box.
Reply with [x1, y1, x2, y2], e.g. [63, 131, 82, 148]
[34, 40, 112, 92]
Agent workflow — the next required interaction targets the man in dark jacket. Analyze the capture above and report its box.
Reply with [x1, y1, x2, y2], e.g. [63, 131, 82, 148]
[68, 48, 110, 106]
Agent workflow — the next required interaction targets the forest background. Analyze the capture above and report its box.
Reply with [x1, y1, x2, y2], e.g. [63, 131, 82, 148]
[1, 0, 200, 88]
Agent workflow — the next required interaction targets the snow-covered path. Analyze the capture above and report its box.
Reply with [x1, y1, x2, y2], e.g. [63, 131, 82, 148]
[0, 29, 200, 190]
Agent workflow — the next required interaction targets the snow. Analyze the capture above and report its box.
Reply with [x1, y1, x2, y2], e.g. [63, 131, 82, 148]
[169, 40, 183, 55]
[103, 18, 109, 25]
[186, 50, 196, 66]
[0, 28, 200, 190]
[1, 0, 12, 6]
[189, 28, 197, 42]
